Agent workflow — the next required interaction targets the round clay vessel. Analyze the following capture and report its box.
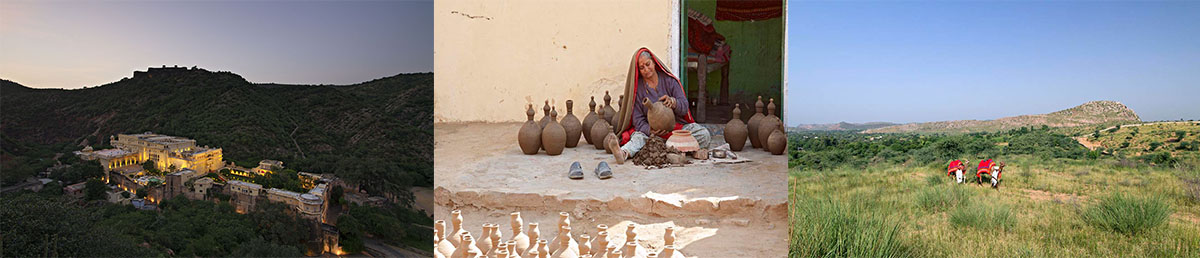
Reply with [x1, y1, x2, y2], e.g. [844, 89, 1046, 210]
[543, 107, 566, 155]
[561, 100, 582, 148]
[758, 99, 780, 151]
[768, 128, 786, 155]
[582, 97, 599, 144]
[601, 91, 615, 126]
[748, 96, 765, 149]
[591, 108, 612, 150]
[666, 130, 700, 152]
[518, 104, 542, 155]
[724, 104, 748, 151]
[643, 97, 676, 132]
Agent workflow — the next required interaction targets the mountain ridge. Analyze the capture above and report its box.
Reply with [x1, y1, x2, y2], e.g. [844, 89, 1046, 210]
[862, 101, 1141, 134]
[1, 66, 433, 195]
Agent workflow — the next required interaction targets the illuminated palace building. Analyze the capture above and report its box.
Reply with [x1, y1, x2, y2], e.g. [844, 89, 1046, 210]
[101, 132, 224, 173]
[76, 132, 224, 200]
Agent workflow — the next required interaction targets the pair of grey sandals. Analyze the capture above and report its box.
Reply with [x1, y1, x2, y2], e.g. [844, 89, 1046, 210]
[568, 161, 612, 180]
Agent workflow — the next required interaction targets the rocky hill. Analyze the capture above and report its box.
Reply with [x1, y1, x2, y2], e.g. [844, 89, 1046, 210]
[863, 101, 1141, 134]
[1, 67, 432, 193]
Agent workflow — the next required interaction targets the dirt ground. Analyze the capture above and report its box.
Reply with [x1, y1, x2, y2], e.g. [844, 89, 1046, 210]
[434, 122, 788, 257]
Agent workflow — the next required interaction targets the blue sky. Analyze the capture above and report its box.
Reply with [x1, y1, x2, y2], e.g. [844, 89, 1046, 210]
[1, 1, 432, 89]
[787, 1, 1200, 125]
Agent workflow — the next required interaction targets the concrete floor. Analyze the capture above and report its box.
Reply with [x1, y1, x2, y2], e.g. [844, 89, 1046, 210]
[434, 122, 787, 257]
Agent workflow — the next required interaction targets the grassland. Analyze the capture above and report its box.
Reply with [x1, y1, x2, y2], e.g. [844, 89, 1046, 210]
[789, 124, 1200, 257]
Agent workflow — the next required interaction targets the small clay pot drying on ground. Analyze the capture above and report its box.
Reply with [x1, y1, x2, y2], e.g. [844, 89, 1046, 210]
[561, 100, 582, 148]
[518, 104, 542, 155]
[724, 104, 748, 151]
[748, 96, 765, 149]
[542, 106, 566, 155]
[582, 97, 599, 144]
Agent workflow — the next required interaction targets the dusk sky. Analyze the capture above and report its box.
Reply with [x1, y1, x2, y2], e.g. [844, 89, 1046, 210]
[0, 1, 432, 89]
[787, 1, 1200, 125]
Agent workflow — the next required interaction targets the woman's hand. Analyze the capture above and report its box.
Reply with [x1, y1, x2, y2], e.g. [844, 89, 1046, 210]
[658, 95, 677, 111]
[652, 129, 671, 137]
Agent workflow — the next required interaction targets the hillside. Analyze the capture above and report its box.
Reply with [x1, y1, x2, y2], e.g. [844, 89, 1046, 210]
[793, 122, 899, 132]
[863, 101, 1141, 134]
[0, 67, 432, 195]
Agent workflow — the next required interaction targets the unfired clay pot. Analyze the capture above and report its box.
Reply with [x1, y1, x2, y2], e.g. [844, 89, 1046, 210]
[663, 226, 676, 246]
[550, 226, 579, 258]
[519, 104, 542, 155]
[582, 97, 599, 144]
[450, 210, 466, 247]
[644, 98, 676, 132]
[561, 100, 582, 148]
[478, 224, 494, 255]
[488, 224, 503, 257]
[510, 212, 530, 256]
[592, 231, 609, 256]
[748, 96, 765, 149]
[769, 127, 787, 155]
[542, 107, 566, 155]
[611, 94, 625, 133]
[601, 91, 616, 125]
[661, 245, 686, 258]
[757, 99, 781, 151]
[548, 212, 572, 253]
[591, 108, 612, 150]
[435, 220, 456, 258]
[578, 235, 591, 256]
[524, 223, 541, 256]
[451, 234, 481, 258]
[539, 100, 552, 129]
[724, 104, 748, 151]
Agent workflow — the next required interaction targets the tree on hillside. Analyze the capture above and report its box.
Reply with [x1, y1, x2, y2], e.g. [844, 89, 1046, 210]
[84, 178, 107, 201]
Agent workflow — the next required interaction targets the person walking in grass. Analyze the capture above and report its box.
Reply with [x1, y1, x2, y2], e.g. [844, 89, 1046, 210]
[947, 159, 969, 183]
[976, 159, 1005, 188]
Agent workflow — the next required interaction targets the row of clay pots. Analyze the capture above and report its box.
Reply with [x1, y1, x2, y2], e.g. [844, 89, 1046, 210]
[435, 210, 685, 258]
[521, 92, 630, 156]
[723, 96, 787, 155]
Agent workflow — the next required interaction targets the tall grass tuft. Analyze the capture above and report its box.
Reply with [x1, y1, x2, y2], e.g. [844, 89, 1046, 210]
[916, 185, 971, 212]
[1081, 193, 1172, 235]
[949, 202, 1016, 232]
[790, 198, 919, 258]
[926, 173, 945, 186]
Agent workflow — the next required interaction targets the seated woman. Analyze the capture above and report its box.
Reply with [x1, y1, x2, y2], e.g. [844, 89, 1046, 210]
[605, 48, 712, 164]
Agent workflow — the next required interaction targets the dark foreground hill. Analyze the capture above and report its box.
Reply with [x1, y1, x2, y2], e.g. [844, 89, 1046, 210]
[1, 67, 432, 196]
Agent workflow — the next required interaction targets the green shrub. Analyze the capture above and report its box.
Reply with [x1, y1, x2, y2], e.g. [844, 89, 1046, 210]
[950, 202, 1016, 232]
[1081, 193, 1172, 235]
[790, 199, 919, 257]
[917, 185, 971, 212]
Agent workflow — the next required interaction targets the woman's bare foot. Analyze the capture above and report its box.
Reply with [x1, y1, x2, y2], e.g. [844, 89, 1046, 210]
[605, 136, 628, 164]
